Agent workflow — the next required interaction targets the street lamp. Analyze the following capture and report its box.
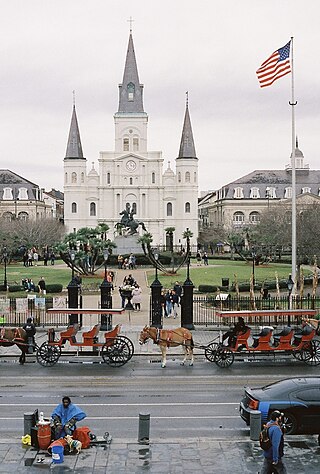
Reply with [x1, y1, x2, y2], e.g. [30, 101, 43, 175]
[186, 229, 191, 283]
[103, 248, 109, 279]
[69, 249, 76, 281]
[154, 252, 159, 281]
[287, 274, 294, 311]
[251, 247, 256, 286]
[3, 246, 8, 291]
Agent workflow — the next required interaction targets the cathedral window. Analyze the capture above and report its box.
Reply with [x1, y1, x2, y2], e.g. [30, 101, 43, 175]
[133, 137, 139, 151]
[71, 202, 77, 213]
[132, 202, 137, 213]
[107, 172, 111, 184]
[185, 202, 191, 213]
[250, 187, 260, 199]
[185, 171, 190, 183]
[18, 187, 28, 200]
[18, 211, 29, 221]
[81, 172, 85, 183]
[234, 187, 244, 199]
[123, 138, 129, 151]
[194, 172, 197, 183]
[178, 172, 181, 183]
[249, 211, 260, 223]
[233, 211, 244, 224]
[127, 82, 135, 101]
[65, 172, 68, 184]
[152, 172, 155, 184]
[71, 172, 77, 184]
[3, 188, 13, 200]
[167, 202, 172, 216]
[90, 202, 96, 216]
[284, 187, 292, 199]
[130, 177, 133, 185]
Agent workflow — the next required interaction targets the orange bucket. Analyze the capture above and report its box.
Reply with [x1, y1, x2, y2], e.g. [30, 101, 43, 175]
[37, 422, 51, 450]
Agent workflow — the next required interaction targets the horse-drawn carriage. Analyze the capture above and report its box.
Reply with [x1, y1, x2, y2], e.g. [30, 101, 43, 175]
[36, 323, 134, 367]
[204, 309, 320, 368]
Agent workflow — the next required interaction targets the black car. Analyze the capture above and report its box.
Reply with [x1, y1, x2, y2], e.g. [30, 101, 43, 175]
[240, 377, 320, 435]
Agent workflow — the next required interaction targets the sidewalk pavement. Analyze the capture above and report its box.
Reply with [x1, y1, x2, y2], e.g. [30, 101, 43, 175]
[1, 436, 319, 473]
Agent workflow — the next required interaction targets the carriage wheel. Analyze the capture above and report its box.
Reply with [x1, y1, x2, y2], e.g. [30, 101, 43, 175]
[101, 337, 132, 367]
[303, 340, 320, 366]
[204, 343, 219, 363]
[116, 336, 134, 361]
[36, 343, 61, 367]
[214, 346, 234, 368]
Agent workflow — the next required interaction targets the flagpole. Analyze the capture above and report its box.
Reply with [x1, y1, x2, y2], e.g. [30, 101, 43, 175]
[289, 36, 297, 291]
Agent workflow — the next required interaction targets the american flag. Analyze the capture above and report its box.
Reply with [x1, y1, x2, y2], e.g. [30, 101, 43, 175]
[256, 41, 291, 88]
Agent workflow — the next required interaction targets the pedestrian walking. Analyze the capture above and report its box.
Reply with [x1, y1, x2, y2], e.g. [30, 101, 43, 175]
[160, 290, 167, 318]
[165, 290, 173, 317]
[33, 250, 39, 266]
[171, 290, 179, 318]
[173, 281, 182, 305]
[203, 252, 209, 265]
[131, 284, 142, 311]
[196, 250, 202, 266]
[261, 410, 287, 474]
[118, 255, 124, 269]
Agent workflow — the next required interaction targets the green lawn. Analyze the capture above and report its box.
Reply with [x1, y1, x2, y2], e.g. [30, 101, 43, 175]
[146, 259, 307, 289]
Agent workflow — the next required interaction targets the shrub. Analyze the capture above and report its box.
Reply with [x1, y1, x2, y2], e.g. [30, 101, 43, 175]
[8, 285, 24, 293]
[198, 284, 219, 293]
[46, 284, 63, 293]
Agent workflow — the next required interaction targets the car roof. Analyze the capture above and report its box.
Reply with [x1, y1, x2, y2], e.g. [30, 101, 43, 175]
[260, 377, 320, 391]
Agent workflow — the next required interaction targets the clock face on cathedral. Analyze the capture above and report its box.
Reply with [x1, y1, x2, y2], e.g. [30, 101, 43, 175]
[126, 160, 136, 171]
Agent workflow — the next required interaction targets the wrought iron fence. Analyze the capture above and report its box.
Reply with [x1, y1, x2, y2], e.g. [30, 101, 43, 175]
[192, 295, 320, 327]
[0, 296, 68, 327]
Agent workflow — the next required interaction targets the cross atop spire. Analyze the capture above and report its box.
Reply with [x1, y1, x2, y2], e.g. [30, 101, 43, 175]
[127, 16, 134, 33]
[186, 91, 189, 108]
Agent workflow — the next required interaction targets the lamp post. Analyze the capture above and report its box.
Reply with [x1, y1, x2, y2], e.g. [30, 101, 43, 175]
[251, 247, 256, 286]
[67, 249, 79, 325]
[3, 246, 8, 291]
[100, 248, 113, 330]
[182, 228, 194, 330]
[287, 274, 294, 315]
[150, 250, 162, 328]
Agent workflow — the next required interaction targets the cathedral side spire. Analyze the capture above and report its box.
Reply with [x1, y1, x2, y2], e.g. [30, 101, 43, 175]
[65, 104, 85, 159]
[118, 32, 145, 113]
[177, 96, 197, 159]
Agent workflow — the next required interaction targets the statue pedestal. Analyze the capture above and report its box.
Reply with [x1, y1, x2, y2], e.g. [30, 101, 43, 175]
[114, 235, 142, 255]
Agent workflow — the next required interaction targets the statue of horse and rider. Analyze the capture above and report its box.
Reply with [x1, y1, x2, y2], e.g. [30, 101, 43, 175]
[116, 204, 147, 235]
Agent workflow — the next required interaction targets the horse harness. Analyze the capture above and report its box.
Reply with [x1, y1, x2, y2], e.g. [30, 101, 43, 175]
[154, 328, 190, 348]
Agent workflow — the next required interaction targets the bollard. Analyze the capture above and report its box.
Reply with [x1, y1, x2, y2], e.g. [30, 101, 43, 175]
[138, 413, 150, 444]
[24, 410, 38, 436]
[250, 410, 261, 441]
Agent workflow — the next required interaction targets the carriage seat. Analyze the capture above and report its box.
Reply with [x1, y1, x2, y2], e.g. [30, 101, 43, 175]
[252, 328, 273, 348]
[104, 324, 121, 343]
[293, 325, 315, 345]
[82, 324, 101, 344]
[60, 324, 79, 344]
[234, 328, 251, 350]
[273, 326, 293, 346]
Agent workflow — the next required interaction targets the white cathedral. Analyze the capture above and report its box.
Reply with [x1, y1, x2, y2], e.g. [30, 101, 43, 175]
[63, 31, 199, 250]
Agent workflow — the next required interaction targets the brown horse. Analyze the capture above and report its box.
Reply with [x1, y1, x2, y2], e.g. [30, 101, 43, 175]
[302, 317, 320, 335]
[139, 325, 194, 368]
[0, 327, 29, 364]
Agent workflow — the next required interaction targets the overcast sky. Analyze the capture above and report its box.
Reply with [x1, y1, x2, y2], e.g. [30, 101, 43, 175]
[1, 0, 319, 194]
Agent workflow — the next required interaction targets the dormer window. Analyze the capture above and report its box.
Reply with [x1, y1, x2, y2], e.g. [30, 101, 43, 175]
[18, 187, 28, 200]
[127, 82, 135, 101]
[3, 187, 13, 200]
[302, 187, 311, 194]
[250, 187, 260, 199]
[234, 187, 244, 199]
[284, 187, 292, 199]
[266, 187, 276, 198]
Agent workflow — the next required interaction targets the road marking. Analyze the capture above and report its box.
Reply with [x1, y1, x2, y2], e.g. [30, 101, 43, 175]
[0, 402, 239, 407]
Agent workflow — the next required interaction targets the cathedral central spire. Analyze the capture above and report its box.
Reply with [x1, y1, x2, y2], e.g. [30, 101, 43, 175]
[118, 32, 145, 114]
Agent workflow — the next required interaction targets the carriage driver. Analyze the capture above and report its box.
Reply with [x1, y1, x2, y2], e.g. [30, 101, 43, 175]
[222, 317, 247, 347]
[51, 396, 86, 439]
[22, 317, 36, 353]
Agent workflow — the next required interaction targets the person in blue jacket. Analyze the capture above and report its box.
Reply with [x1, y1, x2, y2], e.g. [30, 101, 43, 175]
[261, 410, 287, 474]
[51, 396, 86, 439]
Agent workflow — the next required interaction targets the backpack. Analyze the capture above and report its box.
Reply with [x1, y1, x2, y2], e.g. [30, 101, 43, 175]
[259, 422, 277, 451]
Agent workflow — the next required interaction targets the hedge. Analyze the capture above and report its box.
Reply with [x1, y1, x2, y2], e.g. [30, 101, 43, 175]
[198, 284, 219, 293]
[46, 284, 63, 293]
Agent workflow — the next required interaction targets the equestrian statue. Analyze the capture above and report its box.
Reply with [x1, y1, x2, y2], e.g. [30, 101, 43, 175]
[115, 204, 147, 236]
